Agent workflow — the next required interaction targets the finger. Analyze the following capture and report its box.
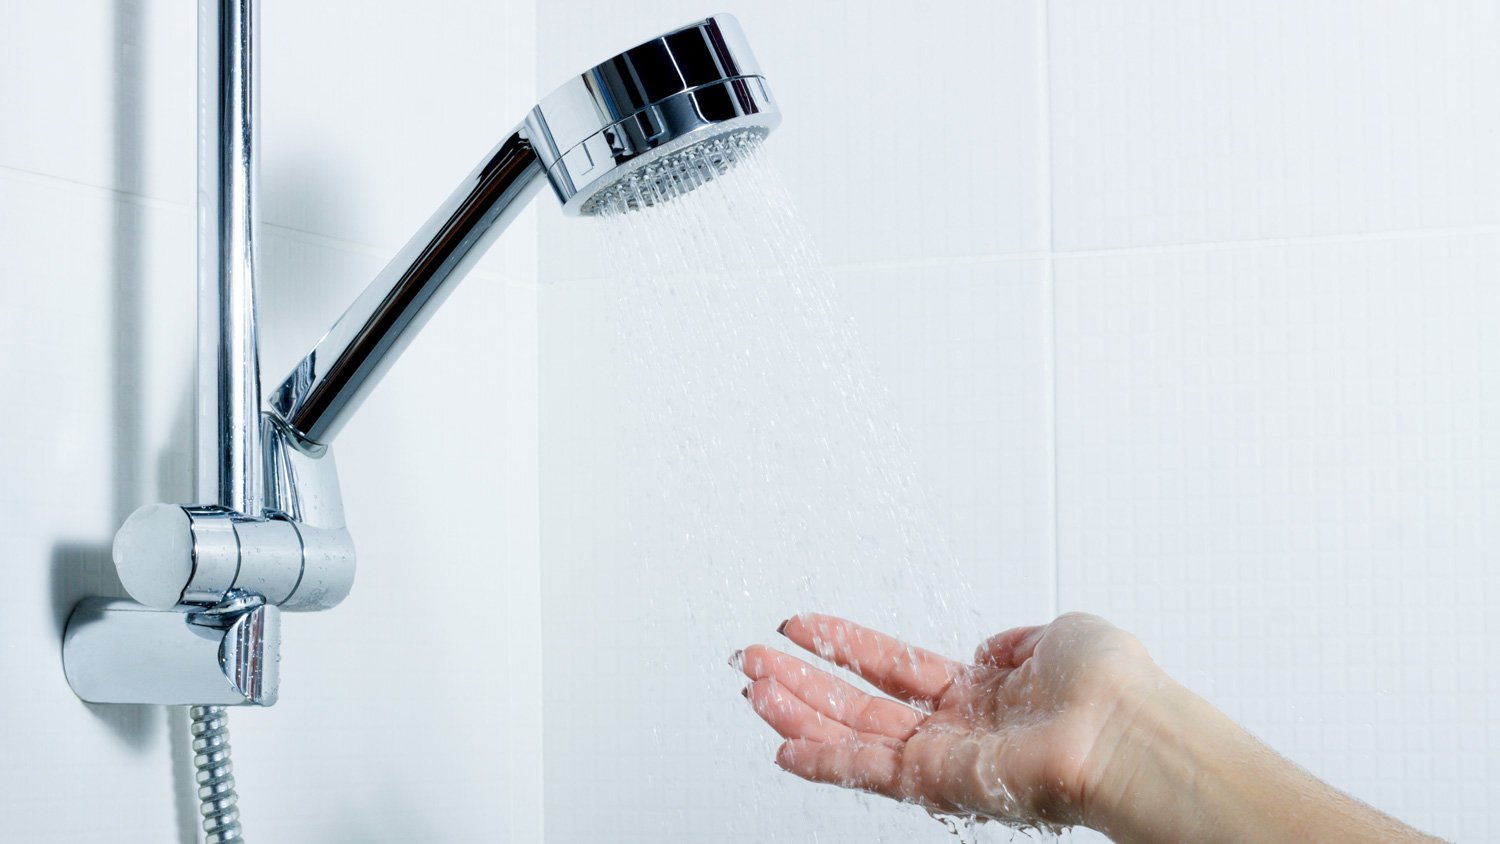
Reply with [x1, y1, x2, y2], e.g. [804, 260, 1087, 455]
[974, 625, 1045, 670]
[781, 613, 963, 705]
[738, 645, 924, 739]
[744, 677, 854, 743]
[775, 737, 905, 801]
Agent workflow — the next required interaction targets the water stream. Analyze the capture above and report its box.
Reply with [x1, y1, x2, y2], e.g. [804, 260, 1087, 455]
[548, 135, 1048, 842]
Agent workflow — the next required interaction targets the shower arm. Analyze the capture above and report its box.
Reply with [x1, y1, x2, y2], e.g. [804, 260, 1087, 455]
[267, 131, 544, 453]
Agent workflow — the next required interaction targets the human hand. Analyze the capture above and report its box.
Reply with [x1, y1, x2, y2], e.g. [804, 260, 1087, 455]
[732, 612, 1165, 829]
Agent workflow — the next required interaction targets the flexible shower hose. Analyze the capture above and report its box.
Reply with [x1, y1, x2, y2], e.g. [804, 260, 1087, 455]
[191, 705, 244, 843]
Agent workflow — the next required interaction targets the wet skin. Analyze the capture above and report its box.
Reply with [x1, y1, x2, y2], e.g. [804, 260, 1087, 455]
[735, 612, 1447, 843]
[734, 612, 1148, 826]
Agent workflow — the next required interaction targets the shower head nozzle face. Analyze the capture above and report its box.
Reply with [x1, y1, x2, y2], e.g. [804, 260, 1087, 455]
[527, 15, 781, 216]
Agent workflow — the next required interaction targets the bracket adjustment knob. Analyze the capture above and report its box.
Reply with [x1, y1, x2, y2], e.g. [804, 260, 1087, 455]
[113, 503, 355, 612]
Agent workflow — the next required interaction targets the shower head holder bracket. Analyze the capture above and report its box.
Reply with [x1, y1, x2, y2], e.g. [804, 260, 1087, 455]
[62, 418, 351, 705]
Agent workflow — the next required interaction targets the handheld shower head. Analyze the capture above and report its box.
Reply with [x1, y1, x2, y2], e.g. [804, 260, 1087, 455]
[269, 14, 778, 450]
[528, 15, 780, 215]
[64, 12, 785, 712]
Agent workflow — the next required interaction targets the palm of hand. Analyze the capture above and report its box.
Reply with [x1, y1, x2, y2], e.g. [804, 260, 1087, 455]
[736, 612, 1152, 827]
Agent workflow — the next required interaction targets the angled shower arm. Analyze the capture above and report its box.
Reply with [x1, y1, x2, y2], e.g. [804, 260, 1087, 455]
[268, 131, 545, 452]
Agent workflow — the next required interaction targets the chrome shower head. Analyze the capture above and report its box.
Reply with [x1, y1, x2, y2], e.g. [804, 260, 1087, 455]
[527, 15, 780, 216]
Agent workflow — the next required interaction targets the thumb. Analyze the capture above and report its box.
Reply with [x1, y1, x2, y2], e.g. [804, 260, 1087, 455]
[974, 625, 1045, 670]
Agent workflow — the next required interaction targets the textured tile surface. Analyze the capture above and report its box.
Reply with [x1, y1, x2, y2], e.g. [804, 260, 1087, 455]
[1054, 233, 1500, 842]
[1049, 0, 1500, 250]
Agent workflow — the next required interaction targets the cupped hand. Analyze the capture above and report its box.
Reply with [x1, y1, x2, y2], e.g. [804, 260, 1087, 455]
[733, 612, 1163, 827]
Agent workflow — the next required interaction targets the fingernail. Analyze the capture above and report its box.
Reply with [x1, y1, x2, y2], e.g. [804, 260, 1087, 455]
[728, 649, 743, 668]
[776, 618, 790, 635]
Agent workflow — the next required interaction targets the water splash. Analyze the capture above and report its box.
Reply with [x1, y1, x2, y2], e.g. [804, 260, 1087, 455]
[550, 135, 1051, 842]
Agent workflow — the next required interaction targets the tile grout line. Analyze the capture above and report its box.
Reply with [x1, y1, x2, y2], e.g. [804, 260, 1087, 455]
[0, 163, 190, 212]
[1059, 222, 1500, 258]
[0, 163, 539, 288]
[12, 162, 1500, 271]
[1040, 0, 1062, 621]
[536, 219, 1500, 288]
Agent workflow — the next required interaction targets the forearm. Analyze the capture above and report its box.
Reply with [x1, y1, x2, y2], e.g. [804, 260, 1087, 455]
[1081, 679, 1443, 844]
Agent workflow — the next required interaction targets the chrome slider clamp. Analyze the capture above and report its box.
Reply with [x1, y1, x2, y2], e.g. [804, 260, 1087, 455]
[111, 503, 354, 613]
[62, 439, 355, 706]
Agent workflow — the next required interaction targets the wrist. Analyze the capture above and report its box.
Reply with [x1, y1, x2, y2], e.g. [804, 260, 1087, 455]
[1075, 672, 1221, 841]
[1075, 677, 1446, 844]
[1076, 675, 1326, 844]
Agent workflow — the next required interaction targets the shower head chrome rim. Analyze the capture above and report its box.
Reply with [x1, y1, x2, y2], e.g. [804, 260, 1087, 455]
[526, 14, 781, 216]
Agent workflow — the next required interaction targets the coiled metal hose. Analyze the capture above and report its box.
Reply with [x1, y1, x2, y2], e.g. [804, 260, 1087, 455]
[191, 705, 244, 843]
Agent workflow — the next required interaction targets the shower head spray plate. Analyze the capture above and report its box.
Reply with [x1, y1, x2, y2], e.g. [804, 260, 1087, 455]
[526, 15, 781, 216]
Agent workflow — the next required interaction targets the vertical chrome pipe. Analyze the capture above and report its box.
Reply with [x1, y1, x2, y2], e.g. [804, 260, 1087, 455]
[195, 1, 257, 841]
[198, 0, 262, 515]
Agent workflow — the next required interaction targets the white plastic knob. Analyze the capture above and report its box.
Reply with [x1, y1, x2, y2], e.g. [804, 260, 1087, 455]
[112, 504, 194, 610]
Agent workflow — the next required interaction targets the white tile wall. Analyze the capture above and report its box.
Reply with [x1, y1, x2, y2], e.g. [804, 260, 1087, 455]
[0, 171, 194, 844]
[1047, 4, 1500, 842]
[1049, 0, 1500, 251]
[0, 2, 195, 203]
[1053, 234, 1500, 843]
[261, 0, 538, 254]
[829, 260, 1055, 627]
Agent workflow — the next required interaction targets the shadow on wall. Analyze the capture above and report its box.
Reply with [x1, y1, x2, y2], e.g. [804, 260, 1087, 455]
[257, 150, 368, 374]
[47, 3, 199, 844]
[47, 0, 152, 724]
